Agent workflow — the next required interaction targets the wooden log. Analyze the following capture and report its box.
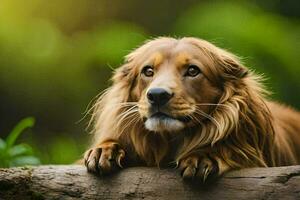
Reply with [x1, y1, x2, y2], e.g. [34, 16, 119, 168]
[0, 165, 299, 199]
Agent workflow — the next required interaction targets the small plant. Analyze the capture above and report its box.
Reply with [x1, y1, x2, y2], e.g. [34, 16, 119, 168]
[0, 117, 40, 168]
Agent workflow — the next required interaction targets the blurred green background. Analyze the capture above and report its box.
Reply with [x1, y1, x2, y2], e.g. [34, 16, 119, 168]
[0, 0, 299, 165]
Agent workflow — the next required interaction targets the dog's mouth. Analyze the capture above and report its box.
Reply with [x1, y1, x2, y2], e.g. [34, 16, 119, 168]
[143, 112, 191, 132]
[150, 112, 192, 123]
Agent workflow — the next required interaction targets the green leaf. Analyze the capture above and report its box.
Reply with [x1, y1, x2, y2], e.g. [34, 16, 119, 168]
[6, 117, 35, 148]
[9, 155, 40, 167]
[8, 143, 33, 157]
[0, 138, 8, 165]
[0, 138, 6, 151]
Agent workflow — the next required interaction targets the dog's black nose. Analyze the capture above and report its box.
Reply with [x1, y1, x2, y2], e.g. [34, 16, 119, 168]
[147, 88, 173, 106]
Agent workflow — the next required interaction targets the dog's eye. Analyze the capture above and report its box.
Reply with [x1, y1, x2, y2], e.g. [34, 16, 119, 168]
[142, 66, 154, 77]
[185, 65, 201, 77]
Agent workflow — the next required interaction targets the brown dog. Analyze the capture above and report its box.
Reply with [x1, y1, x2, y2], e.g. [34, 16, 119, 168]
[84, 37, 300, 182]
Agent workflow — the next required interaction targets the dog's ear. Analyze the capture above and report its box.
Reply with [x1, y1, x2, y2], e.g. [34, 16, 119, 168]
[112, 62, 136, 83]
[110, 59, 138, 104]
[112, 48, 139, 85]
[217, 53, 249, 80]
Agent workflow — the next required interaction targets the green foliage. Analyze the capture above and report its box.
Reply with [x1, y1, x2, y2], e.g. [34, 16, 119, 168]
[31, 135, 87, 164]
[0, 117, 40, 168]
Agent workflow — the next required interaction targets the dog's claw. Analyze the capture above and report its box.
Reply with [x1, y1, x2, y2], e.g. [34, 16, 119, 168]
[202, 166, 210, 183]
[116, 149, 125, 168]
[84, 142, 125, 175]
[179, 155, 218, 183]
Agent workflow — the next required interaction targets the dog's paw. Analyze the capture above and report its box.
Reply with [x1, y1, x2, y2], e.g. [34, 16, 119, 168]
[178, 155, 219, 183]
[84, 141, 125, 175]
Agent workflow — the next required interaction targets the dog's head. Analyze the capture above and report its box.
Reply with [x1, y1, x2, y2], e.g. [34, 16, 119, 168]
[112, 37, 248, 133]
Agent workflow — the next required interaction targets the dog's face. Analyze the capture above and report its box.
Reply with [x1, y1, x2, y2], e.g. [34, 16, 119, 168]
[118, 38, 247, 132]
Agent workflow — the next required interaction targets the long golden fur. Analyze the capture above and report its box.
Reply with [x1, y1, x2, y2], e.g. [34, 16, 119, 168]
[84, 37, 300, 181]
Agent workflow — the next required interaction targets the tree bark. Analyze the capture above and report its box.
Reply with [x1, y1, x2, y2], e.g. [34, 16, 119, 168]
[0, 165, 299, 200]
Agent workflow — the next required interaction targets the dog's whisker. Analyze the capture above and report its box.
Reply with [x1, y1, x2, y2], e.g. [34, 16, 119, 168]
[115, 102, 138, 105]
[118, 104, 138, 109]
[194, 109, 221, 129]
[117, 114, 138, 133]
[188, 113, 202, 125]
[124, 114, 140, 132]
[195, 111, 219, 128]
[91, 101, 138, 112]
[196, 103, 231, 109]
[78, 89, 112, 125]
[116, 108, 139, 124]
[113, 104, 140, 131]
[118, 107, 138, 119]
[116, 107, 139, 124]
[118, 112, 140, 134]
